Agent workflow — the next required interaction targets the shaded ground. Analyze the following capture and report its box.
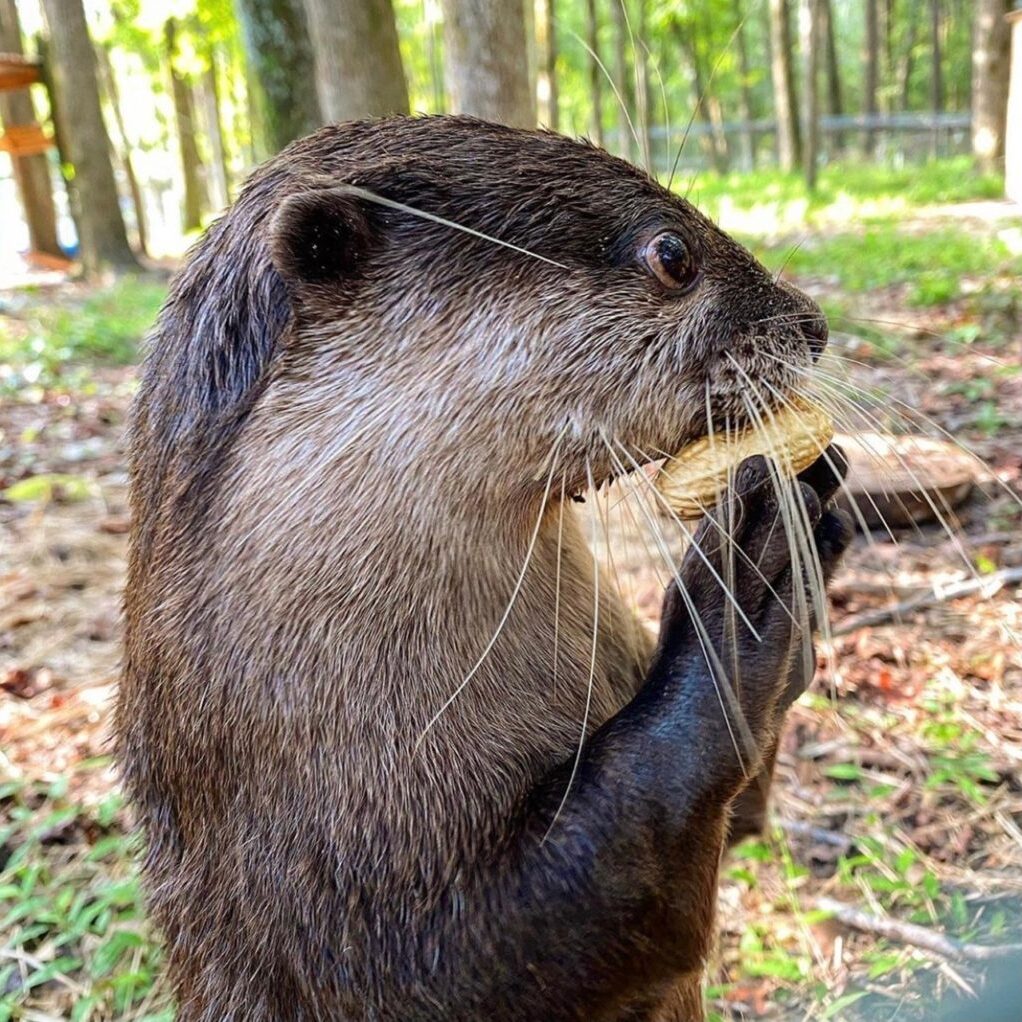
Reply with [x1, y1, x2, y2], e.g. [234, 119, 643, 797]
[2, 182, 1022, 1020]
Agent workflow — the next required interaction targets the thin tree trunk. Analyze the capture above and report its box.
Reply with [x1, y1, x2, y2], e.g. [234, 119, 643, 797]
[821, 0, 843, 150]
[0, 0, 61, 258]
[768, 0, 801, 171]
[165, 19, 208, 234]
[96, 43, 147, 256]
[673, 23, 726, 174]
[302, 0, 408, 122]
[799, 0, 820, 191]
[930, 0, 943, 112]
[201, 56, 231, 210]
[540, 0, 559, 130]
[440, 0, 534, 127]
[734, 0, 756, 169]
[584, 0, 603, 146]
[863, 0, 879, 155]
[898, 13, 918, 110]
[929, 0, 942, 156]
[234, 0, 322, 153]
[610, 0, 636, 162]
[426, 5, 444, 113]
[636, 0, 653, 169]
[971, 0, 1011, 173]
[39, 0, 138, 275]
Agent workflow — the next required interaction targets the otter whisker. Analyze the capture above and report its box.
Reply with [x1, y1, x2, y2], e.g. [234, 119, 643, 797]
[542, 461, 603, 842]
[337, 185, 567, 270]
[631, 440, 800, 632]
[562, 26, 641, 156]
[553, 472, 567, 697]
[671, 15, 751, 194]
[612, 439, 762, 642]
[617, 0, 650, 173]
[735, 385, 816, 685]
[416, 429, 566, 750]
[606, 439, 756, 774]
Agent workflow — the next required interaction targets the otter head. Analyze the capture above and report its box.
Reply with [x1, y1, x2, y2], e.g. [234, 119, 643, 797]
[265, 118, 826, 508]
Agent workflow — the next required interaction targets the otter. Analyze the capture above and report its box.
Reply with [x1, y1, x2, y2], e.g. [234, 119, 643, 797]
[117, 116, 852, 1021]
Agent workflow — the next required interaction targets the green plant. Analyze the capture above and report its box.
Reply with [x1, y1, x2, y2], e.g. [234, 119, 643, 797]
[0, 767, 168, 1021]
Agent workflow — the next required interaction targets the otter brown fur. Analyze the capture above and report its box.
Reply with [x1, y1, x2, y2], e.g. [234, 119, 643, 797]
[118, 115, 851, 1021]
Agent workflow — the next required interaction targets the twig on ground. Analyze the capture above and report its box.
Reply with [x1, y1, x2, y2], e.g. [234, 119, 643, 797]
[780, 819, 854, 851]
[817, 897, 1022, 962]
[832, 566, 1022, 636]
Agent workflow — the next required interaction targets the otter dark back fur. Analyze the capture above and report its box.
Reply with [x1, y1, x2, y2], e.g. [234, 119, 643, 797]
[119, 116, 846, 1021]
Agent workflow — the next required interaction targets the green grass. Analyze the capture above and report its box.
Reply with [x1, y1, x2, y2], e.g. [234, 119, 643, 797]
[0, 277, 166, 393]
[0, 766, 169, 1022]
[755, 226, 1022, 307]
[684, 155, 1006, 218]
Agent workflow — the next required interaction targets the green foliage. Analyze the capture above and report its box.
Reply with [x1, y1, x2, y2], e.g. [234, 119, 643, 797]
[687, 157, 1006, 216]
[759, 227, 1022, 307]
[0, 768, 168, 1021]
[0, 278, 165, 393]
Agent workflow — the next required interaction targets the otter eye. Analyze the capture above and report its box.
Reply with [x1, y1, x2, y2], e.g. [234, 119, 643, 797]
[643, 232, 699, 292]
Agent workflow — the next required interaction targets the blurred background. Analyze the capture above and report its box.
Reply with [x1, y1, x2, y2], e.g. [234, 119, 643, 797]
[1, 1, 1022, 1020]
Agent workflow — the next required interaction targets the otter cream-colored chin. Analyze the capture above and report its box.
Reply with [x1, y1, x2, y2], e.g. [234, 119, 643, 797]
[655, 395, 835, 520]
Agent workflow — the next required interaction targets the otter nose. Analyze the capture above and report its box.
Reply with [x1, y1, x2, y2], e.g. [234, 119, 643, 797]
[803, 313, 828, 362]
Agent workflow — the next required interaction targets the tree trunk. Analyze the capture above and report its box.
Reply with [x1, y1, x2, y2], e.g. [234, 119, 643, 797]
[440, 0, 534, 127]
[96, 43, 147, 256]
[673, 23, 727, 174]
[929, 0, 943, 112]
[39, 0, 138, 275]
[0, 0, 61, 258]
[768, 0, 801, 171]
[165, 19, 208, 234]
[584, 0, 603, 146]
[971, 0, 1011, 173]
[897, 13, 917, 110]
[301, 0, 408, 122]
[799, 0, 820, 191]
[540, 0, 559, 130]
[234, 0, 321, 153]
[610, 0, 636, 162]
[734, 0, 756, 169]
[929, 0, 942, 156]
[820, 0, 843, 151]
[636, 0, 653, 169]
[863, 0, 879, 155]
[201, 56, 231, 210]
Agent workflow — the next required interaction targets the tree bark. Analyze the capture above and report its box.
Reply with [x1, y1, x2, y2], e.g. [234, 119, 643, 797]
[863, 0, 879, 155]
[636, 0, 653, 169]
[897, 12, 917, 110]
[584, 0, 603, 146]
[820, 0, 843, 151]
[929, 0, 943, 112]
[96, 43, 147, 256]
[165, 19, 208, 234]
[540, 0, 559, 131]
[39, 0, 138, 275]
[768, 0, 801, 171]
[610, 0, 636, 162]
[440, 0, 534, 127]
[971, 0, 1009, 173]
[301, 0, 408, 122]
[0, 0, 61, 258]
[201, 56, 231, 210]
[734, 0, 756, 169]
[799, 0, 820, 191]
[234, 0, 322, 153]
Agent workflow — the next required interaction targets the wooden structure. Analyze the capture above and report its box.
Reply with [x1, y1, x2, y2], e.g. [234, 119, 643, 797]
[1008, 7, 1022, 202]
[0, 37, 64, 263]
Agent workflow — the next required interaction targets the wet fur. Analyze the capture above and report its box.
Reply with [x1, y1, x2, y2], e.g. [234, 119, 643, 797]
[118, 116, 847, 1021]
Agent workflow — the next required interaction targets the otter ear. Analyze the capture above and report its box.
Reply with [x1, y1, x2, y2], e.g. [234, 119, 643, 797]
[269, 187, 374, 289]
